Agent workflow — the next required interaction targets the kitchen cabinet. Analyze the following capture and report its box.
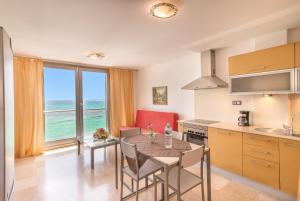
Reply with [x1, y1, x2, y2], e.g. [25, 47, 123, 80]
[279, 139, 300, 195]
[229, 43, 295, 76]
[208, 128, 243, 175]
[230, 69, 295, 94]
[243, 133, 279, 188]
[296, 42, 300, 67]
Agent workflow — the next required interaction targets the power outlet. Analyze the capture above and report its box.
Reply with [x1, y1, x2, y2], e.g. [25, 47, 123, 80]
[232, 100, 242, 105]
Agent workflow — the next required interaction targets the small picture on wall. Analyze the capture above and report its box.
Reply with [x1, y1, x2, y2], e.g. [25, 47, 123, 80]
[152, 86, 168, 105]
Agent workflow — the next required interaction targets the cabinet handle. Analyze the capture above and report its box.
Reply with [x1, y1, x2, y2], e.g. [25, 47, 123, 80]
[282, 142, 300, 149]
[250, 159, 274, 169]
[247, 66, 267, 72]
[250, 136, 273, 143]
[251, 149, 271, 155]
[218, 131, 232, 135]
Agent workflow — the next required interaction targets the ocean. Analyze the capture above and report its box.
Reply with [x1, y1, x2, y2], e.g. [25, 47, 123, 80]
[45, 100, 107, 142]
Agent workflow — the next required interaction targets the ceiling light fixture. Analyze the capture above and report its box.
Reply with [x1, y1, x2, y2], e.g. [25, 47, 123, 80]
[86, 52, 104, 60]
[150, 2, 178, 19]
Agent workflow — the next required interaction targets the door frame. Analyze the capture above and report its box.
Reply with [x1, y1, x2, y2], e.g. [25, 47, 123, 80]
[43, 63, 109, 150]
[78, 67, 109, 141]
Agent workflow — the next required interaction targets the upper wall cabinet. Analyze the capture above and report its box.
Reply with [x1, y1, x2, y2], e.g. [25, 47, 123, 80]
[296, 42, 300, 67]
[229, 44, 295, 76]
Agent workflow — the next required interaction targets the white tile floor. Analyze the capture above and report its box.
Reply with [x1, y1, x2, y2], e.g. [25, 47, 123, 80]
[14, 146, 294, 201]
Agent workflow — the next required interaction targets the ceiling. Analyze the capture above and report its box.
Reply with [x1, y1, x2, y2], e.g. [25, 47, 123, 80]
[0, 0, 300, 69]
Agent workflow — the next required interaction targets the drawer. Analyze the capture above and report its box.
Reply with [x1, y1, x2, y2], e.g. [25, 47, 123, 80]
[243, 155, 279, 189]
[243, 144, 279, 163]
[243, 133, 278, 150]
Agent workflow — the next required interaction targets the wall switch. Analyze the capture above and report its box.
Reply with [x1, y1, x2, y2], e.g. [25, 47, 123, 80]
[232, 100, 242, 105]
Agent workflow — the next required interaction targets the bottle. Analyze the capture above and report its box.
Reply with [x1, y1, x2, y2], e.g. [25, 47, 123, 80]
[164, 122, 173, 149]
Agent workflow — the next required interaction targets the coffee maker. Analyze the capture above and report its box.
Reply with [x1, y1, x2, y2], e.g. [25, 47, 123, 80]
[238, 111, 250, 126]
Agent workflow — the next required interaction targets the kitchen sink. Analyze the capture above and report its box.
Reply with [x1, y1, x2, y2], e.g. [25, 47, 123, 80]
[254, 127, 287, 135]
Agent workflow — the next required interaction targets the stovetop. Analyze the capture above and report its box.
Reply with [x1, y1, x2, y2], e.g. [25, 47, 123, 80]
[185, 119, 219, 125]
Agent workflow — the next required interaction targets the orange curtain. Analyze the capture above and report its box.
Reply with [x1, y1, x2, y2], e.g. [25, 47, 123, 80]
[109, 68, 135, 137]
[14, 56, 44, 158]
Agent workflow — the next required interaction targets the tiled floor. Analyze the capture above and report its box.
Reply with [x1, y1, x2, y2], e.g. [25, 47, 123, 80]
[14, 146, 285, 201]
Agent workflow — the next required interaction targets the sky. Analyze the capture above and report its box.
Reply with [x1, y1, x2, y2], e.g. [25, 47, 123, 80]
[44, 67, 106, 101]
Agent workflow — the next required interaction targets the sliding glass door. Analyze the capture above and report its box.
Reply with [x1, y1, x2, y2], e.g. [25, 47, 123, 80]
[44, 67, 77, 143]
[43, 64, 108, 147]
[80, 70, 108, 139]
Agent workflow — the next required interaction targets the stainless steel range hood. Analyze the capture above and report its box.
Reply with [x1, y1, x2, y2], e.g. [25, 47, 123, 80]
[182, 50, 228, 90]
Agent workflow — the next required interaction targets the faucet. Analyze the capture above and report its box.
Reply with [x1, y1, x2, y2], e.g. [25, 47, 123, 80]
[284, 113, 300, 135]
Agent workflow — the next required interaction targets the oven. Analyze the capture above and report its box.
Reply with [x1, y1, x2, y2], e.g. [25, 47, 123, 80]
[183, 119, 219, 146]
[183, 123, 208, 146]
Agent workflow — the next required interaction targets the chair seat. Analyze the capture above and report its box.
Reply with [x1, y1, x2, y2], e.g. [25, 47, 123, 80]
[156, 167, 202, 194]
[122, 159, 162, 181]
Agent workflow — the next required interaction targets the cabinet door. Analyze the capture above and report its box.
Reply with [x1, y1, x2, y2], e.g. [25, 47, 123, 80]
[280, 139, 300, 195]
[296, 42, 300, 67]
[208, 128, 243, 175]
[229, 43, 295, 76]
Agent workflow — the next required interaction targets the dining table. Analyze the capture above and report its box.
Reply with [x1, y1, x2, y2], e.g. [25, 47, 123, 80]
[122, 134, 212, 201]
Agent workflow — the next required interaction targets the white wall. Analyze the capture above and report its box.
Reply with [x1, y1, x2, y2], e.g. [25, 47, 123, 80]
[195, 36, 289, 128]
[136, 30, 295, 128]
[136, 52, 201, 119]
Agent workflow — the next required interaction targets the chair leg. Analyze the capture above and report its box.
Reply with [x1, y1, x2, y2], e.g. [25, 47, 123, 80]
[136, 180, 139, 201]
[145, 177, 149, 188]
[131, 178, 134, 192]
[177, 191, 181, 201]
[154, 176, 157, 201]
[120, 172, 124, 201]
[201, 183, 205, 201]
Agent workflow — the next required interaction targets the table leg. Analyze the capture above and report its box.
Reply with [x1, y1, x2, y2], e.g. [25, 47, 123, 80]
[91, 148, 95, 169]
[163, 164, 169, 201]
[115, 142, 118, 189]
[206, 149, 211, 201]
[77, 140, 80, 155]
[104, 146, 107, 160]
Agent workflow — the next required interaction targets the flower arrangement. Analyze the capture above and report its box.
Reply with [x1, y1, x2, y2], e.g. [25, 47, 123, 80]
[93, 128, 109, 140]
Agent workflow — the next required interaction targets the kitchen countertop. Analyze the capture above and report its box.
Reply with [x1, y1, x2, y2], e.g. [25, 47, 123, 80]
[178, 120, 300, 141]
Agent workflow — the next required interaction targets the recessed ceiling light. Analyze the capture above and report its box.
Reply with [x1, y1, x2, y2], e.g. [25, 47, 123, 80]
[86, 52, 104, 60]
[150, 2, 178, 19]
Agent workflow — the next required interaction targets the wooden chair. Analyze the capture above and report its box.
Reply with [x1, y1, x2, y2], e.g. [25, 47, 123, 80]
[154, 146, 205, 201]
[120, 139, 163, 201]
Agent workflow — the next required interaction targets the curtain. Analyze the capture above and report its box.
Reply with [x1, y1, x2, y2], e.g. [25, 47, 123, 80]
[14, 56, 44, 158]
[109, 68, 135, 137]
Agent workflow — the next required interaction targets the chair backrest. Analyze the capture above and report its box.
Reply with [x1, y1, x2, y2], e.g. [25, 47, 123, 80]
[120, 128, 141, 138]
[180, 145, 205, 168]
[120, 138, 137, 159]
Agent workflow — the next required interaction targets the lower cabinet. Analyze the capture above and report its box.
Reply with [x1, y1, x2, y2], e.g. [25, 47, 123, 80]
[208, 128, 243, 175]
[208, 128, 300, 195]
[279, 139, 300, 195]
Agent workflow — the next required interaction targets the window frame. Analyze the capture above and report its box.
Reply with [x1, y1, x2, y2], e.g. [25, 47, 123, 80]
[43, 62, 109, 150]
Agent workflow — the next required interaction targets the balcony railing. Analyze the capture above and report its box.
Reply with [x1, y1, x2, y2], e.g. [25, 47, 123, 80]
[44, 108, 107, 142]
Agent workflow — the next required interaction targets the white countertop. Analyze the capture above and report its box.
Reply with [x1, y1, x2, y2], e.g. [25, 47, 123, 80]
[178, 120, 300, 141]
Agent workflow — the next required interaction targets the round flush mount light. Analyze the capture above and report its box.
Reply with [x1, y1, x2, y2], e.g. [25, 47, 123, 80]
[150, 2, 178, 19]
[86, 52, 104, 60]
